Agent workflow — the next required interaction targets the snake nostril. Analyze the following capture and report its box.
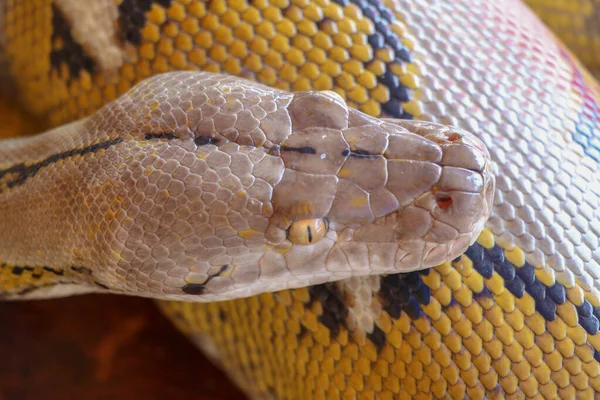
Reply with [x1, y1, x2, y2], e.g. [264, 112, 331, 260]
[436, 195, 453, 209]
[446, 132, 461, 142]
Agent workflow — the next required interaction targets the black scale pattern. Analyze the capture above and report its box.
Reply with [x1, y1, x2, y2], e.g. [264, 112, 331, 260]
[307, 283, 349, 338]
[465, 242, 600, 334]
[348, 0, 414, 119]
[119, 0, 172, 46]
[379, 269, 431, 320]
[49, 4, 95, 78]
[374, 240, 600, 338]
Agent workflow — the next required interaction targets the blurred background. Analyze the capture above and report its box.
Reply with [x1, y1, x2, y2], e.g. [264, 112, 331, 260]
[0, 296, 246, 400]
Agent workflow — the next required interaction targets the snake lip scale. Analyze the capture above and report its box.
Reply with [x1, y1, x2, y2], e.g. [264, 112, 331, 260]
[0, 71, 494, 302]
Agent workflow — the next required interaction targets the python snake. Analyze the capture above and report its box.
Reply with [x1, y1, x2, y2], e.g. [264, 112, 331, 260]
[1, 0, 600, 399]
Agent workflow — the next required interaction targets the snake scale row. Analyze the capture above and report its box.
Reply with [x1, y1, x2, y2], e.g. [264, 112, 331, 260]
[1, 0, 600, 399]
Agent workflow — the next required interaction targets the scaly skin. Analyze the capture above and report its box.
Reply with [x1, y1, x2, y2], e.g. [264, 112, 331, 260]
[2, 0, 600, 399]
[0, 71, 493, 300]
[524, 0, 600, 78]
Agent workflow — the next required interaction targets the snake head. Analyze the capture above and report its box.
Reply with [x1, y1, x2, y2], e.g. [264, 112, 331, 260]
[0, 72, 493, 301]
[262, 103, 495, 293]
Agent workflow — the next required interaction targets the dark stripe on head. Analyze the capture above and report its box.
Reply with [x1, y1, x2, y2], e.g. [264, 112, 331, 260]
[145, 133, 177, 140]
[0, 138, 123, 193]
[342, 148, 379, 158]
[194, 136, 217, 146]
[281, 146, 316, 154]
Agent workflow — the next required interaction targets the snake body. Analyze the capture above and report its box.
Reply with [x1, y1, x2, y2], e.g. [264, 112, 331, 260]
[2, 0, 600, 399]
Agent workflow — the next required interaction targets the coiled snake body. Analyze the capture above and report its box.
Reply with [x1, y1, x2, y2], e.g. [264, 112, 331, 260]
[1, 0, 600, 399]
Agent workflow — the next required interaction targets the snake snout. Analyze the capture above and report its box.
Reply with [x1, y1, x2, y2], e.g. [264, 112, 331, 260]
[376, 120, 494, 268]
[423, 128, 493, 236]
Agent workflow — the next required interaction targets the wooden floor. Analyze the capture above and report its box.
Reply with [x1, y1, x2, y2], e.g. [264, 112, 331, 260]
[0, 294, 246, 400]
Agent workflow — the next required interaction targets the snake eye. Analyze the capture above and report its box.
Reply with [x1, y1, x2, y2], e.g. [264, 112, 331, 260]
[287, 219, 328, 245]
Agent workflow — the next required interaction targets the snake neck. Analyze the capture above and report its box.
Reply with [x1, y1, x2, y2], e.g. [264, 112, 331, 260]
[0, 119, 115, 298]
